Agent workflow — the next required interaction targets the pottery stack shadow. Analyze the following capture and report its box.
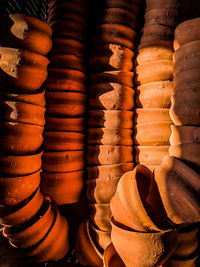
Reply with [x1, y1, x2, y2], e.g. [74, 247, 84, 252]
[0, 14, 70, 262]
[41, 0, 88, 205]
[134, 0, 182, 171]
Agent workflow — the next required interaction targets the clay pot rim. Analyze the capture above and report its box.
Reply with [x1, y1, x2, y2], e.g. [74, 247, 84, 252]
[0, 99, 46, 111]
[0, 150, 43, 158]
[86, 177, 120, 184]
[0, 121, 44, 130]
[0, 168, 41, 179]
[103, 242, 125, 267]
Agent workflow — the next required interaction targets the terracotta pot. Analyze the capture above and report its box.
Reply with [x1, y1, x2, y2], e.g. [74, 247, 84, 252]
[41, 171, 84, 205]
[134, 123, 171, 146]
[0, 90, 46, 107]
[90, 222, 111, 251]
[145, 0, 181, 10]
[87, 128, 133, 146]
[0, 48, 49, 93]
[167, 254, 198, 267]
[0, 122, 44, 155]
[173, 69, 200, 91]
[87, 145, 133, 165]
[46, 68, 86, 92]
[3, 201, 55, 248]
[44, 131, 85, 151]
[87, 162, 134, 180]
[104, 0, 140, 14]
[173, 53, 200, 76]
[48, 0, 87, 13]
[0, 151, 42, 176]
[45, 117, 85, 132]
[111, 217, 177, 267]
[27, 208, 70, 262]
[136, 60, 174, 85]
[0, 170, 41, 207]
[103, 243, 125, 267]
[86, 177, 120, 204]
[90, 70, 134, 88]
[0, 14, 52, 55]
[0, 188, 44, 227]
[134, 108, 171, 124]
[141, 25, 174, 43]
[49, 54, 85, 72]
[88, 110, 133, 129]
[90, 44, 134, 73]
[46, 91, 86, 116]
[135, 145, 169, 165]
[155, 156, 200, 224]
[174, 18, 200, 50]
[90, 204, 111, 231]
[173, 40, 200, 63]
[94, 24, 137, 50]
[135, 81, 173, 108]
[145, 165, 160, 172]
[0, 100, 45, 126]
[75, 219, 103, 267]
[89, 82, 134, 110]
[42, 151, 84, 172]
[170, 125, 200, 145]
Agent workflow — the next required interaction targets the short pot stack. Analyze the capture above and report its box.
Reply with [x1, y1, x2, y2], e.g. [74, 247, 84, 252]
[0, 14, 69, 262]
[135, 0, 181, 170]
[41, 0, 88, 205]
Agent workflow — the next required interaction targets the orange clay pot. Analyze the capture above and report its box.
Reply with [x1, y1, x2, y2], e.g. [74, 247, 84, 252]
[141, 24, 174, 43]
[27, 208, 70, 262]
[167, 254, 198, 267]
[0, 48, 49, 93]
[75, 219, 103, 267]
[90, 204, 111, 232]
[111, 217, 177, 267]
[46, 68, 86, 92]
[48, 0, 87, 13]
[170, 125, 200, 146]
[135, 81, 173, 108]
[135, 145, 169, 165]
[0, 90, 46, 107]
[0, 170, 41, 207]
[0, 14, 52, 55]
[89, 82, 134, 110]
[42, 151, 84, 172]
[3, 201, 55, 248]
[41, 171, 84, 205]
[46, 91, 86, 116]
[155, 156, 200, 224]
[45, 117, 85, 132]
[88, 110, 133, 129]
[0, 187, 44, 227]
[87, 128, 133, 146]
[0, 122, 43, 155]
[43, 131, 85, 151]
[134, 108, 171, 124]
[90, 222, 111, 251]
[0, 151, 42, 176]
[49, 54, 85, 72]
[87, 162, 134, 180]
[0, 101, 45, 126]
[87, 145, 133, 165]
[86, 177, 120, 204]
[90, 44, 134, 73]
[103, 243, 125, 267]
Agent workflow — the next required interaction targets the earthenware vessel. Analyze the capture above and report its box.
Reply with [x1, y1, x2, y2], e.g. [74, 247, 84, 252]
[103, 243, 125, 267]
[167, 254, 198, 267]
[49, 54, 85, 72]
[90, 222, 111, 251]
[45, 117, 85, 132]
[173, 69, 200, 91]
[145, 0, 181, 10]
[141, 25, 174, 43]
[104, 0, 140, 13]
[173, 40, 200, 64]
[170, 125, 200, 146]
[135, 146, 169, 165]
[90, 204, 111, 231]
[134, 108, 171, 124]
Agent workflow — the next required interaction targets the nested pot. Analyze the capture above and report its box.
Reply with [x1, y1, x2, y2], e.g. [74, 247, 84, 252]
[140, 25, 174, 44]
[170, 125, 200, 146]
[134, 108, 171, 124]
[90, 222, 111, 251]
[145, 0, 181, 10]
[49, 54, 85, 72]
[167, 254, 198, 267]
[45, 117, 85, 132]
[173, 40, 200, 63]
[90, 203, 111, 232]
[173, 68, 200, 91]
[135, 146, 169, 165]
[103, 243, 125, 267]
[103, 0, 140, 13]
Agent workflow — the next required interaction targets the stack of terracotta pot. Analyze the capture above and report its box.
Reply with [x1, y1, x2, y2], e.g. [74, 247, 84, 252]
[0, 14, 69, 262]
[134, 0, 181, 170]
[41, 0, 88, 205]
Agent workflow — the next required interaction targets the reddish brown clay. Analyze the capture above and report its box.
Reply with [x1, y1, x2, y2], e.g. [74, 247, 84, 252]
[103, 243, 125, 267]
[167, 254, 198, 267]
[49, 54, 85, 72]
[170, 125, 200, 146]
[141, 24, 174, 43]
[90, 203, 111, 232]
[45, 117, 85, 132]
[135, 146, 169, 165]
[134, 108, 171, 124]
[90, 222, 111, 251]
[145, 0, 181, 10]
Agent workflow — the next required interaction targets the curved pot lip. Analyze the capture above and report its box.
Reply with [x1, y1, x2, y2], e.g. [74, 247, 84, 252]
[103, 242, 125, 267]
[0, 99, 46, 111]
[0, 150, 43, 159]
[0, 121, 44, 130]
[0, 168, 41, 180]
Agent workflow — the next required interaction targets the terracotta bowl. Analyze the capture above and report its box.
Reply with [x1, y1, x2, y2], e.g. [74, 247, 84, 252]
[89, 203, 111, 231]
[0, 187, 44, 227]
[89, 82, 134, 110]
[49, 54, 85, 72]
[103, 243, 125, 267]
[141, 24, 174, 43]
[167, 254, 198, 267]
[75, 219, 103, 267]
[41, 171, 84, 205]
[45, 117, 85, 132]
[173, 69, 200, 91]
[46, 91, 86, 116]
[0, 151, 42, 176]
[44, 131, 85, 151]
[0, 48, 49, 93]
[3, 201, 55, 248]
[0, 14, 52, 55]
[155, 156, 200, 224]
[90, 222, 111, 251]
[87, 128, 133, 146]
[135, 81, 173, 108]
[170, 125, 200, 146]
[42, 151, 84, 172]
[111, 217, 177, 267]
[87, 145, 133, 165]
[135, 146, 169, 165]
[0, 100, 45, 126]
[0, 122, 44, 155]
[134, 108, 171, 124]
[87, 162, 134, 180]
[0, 170, 41, 207]
[27, 208, 70, 262]
[90, 70, 134, 88]
[88, 110, 134, 129]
